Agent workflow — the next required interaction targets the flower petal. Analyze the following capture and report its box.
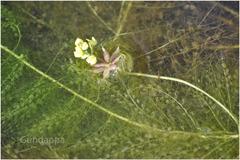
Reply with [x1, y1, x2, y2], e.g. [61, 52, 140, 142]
[81, 53, 90, 59]
[81, 42, 89, 50]
[86, 55, 97, 65]
[91, 37, 97, 45]
[74, 51, 81, 58]
[111, 55, 121, 64]
[94, 63, 108, 68]
[74, 47, 84, 58]
[75, 38, 84, 46]
[110, 46, 120, 62]
[102, 47, 110, 62]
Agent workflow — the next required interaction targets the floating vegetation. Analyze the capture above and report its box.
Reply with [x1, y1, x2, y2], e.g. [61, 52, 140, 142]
[1, 1, 239, 159]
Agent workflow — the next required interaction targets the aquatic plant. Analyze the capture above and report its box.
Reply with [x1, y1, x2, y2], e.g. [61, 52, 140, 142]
[93, 46, 121, 78]
[1, 2, 239, 159]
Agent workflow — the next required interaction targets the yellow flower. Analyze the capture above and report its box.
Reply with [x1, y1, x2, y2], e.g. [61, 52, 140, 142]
[81, 53, 90, 59]
[81, 42, 89, 50]
[91, 37, 97, 46]
[74, 46, 84, 58]
[87, 37, 97, 50]
[86, 55, 97, 65]
[73, 37, 98, 65]
[75, 38, 84, 46]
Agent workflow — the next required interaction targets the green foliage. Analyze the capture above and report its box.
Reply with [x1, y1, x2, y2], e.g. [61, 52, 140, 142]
[1, 2, 239, 159]
[1, 6, 21, 51]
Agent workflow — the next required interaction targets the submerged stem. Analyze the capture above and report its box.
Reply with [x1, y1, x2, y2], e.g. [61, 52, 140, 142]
[1, 45, 238, 139]
[86, 2, 116, 35]
[114, 2, 133, 40]
[126, 72, 239, 127]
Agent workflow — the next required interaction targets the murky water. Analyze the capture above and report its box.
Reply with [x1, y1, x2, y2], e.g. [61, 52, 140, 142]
[1, 1, 239, 159]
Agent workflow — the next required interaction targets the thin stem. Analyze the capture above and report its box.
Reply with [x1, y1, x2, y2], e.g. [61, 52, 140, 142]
[86, 2, 116, 34]
[114, 2, 132, 40]
[13, 24, 22, 51]
[1, 45, 238, 139]
[198, 3, 217, 26]
[201, 139, 233, 158]
[135, 38, 180, 59]
[157, 89, 198, 129]
[126, 72, 239, 127]
[20, 8, 51, 28]
[200, 96, 227, 131]
[213, 2, 239, 18]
